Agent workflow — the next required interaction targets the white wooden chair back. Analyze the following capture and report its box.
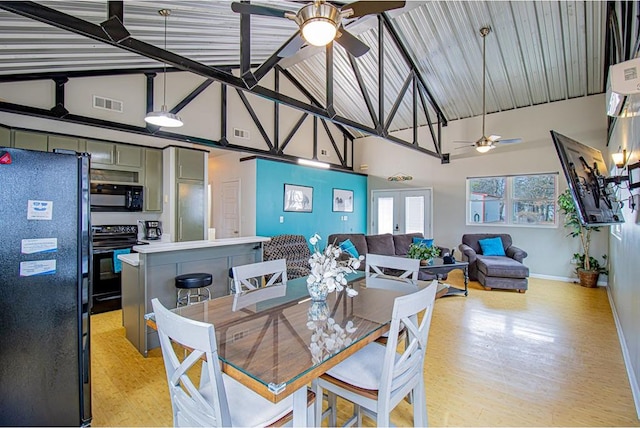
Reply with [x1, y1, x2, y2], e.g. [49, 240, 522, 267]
[379, 281, 437, 421]
[151, 298, 231, 427]
[365, 276, 419, 293]
[365, 253, 420, 281]
[231, 259, 288, 294]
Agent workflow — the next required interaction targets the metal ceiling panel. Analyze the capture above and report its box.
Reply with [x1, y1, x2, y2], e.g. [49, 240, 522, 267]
[0, 0, 607, 137]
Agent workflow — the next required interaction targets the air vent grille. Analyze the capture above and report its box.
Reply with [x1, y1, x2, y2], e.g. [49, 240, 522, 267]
[93, 95, 123, 113]
[233, 128, 250, 139]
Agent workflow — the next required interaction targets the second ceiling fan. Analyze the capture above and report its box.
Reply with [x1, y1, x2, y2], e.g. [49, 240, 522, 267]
[231, 1, 405, 58]
[455, 26, 523, 153]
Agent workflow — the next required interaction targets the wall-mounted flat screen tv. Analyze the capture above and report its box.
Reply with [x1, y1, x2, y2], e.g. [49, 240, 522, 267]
[550, 130, 624, 226]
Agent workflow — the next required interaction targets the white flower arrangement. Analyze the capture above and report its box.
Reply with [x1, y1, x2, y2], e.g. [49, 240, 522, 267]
[307, 317, 357, 364]
[307, 233, 363, 298]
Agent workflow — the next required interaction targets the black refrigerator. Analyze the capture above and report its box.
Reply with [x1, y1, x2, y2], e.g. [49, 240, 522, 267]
[0, 147, 92, 426]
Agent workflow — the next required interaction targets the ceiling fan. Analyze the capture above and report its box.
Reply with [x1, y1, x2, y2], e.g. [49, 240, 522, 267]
[231, 1, 405, 58]
[455, 26, 523, 153]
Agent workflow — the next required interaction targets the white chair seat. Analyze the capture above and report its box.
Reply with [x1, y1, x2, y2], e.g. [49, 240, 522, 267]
[325, 342, 398, 390]
[199, 374, 293, 427]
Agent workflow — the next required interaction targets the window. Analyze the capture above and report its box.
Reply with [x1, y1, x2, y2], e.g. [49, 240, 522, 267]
[467, 173, 557, 227]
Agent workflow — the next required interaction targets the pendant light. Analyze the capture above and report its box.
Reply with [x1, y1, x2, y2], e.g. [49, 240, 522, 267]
[144, 9, 183, 128]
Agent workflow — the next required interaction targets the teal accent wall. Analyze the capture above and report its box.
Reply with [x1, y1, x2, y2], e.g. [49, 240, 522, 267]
[256, 159, 367, 243]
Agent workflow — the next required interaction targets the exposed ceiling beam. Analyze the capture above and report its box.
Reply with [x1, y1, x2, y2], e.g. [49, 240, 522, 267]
[0, 1, 443, 160]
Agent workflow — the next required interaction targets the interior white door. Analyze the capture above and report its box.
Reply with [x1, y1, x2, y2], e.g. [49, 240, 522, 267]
[372, 189, 432, 237]
[221, 180, 240, 239]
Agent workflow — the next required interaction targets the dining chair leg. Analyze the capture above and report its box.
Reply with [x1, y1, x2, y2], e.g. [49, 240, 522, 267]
[327, 391, 338, 427]
[412, 383, 428, 427]
[312, 380, 323, 427]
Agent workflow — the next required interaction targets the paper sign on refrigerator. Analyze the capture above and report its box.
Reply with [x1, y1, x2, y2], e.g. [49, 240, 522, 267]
[27, 200, 53, 220]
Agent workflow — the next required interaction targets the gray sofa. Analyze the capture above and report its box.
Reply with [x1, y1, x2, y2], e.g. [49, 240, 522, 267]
[459, 233, 529, 292]
[327, 233, 450, 281]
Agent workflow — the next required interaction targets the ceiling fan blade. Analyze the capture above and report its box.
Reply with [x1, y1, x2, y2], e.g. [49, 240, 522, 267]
[454, 144, 475, 150]
[278, 34, 306, 58]
[335, 29, 370, 57]
[487, 135, 501, 142]
[498, 138, 523, 145]
[343, 1, 406, 18]
[231, 2, 289, 18]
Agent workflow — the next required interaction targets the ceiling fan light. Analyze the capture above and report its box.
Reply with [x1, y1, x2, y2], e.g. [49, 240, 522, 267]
[145, 105, 183, 127]
[476, 145, 492, 154]
[302, 18, 337, 46]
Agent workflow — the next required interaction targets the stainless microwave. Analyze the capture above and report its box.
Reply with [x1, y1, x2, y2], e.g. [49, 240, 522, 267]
[90, 183, 143, 212]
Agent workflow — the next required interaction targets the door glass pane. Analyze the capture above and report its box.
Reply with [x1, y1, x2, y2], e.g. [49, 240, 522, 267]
[377, 197, 394, 234]
[405, 196, 424, 234]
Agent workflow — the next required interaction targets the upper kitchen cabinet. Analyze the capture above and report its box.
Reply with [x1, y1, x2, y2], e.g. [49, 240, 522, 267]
[0, 126, 10, 146]
[144, 148, 163, 212]
[12, 130, 48, 151]
[177, 147, 205, 181]
[48, 135, 85, 153]
[86, 140, 142, 168]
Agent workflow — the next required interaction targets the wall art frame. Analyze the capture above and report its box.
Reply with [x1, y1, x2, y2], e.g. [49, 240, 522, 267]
[332, 188, 354, 212]
[284, 183, 313, 212]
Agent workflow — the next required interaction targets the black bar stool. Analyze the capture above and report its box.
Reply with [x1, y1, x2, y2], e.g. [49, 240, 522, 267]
[175, 273, 212, 307]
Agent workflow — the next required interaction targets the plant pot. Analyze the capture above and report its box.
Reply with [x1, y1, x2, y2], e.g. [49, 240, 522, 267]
[577, 269, 599, 288]
[420, 259, 433, 266]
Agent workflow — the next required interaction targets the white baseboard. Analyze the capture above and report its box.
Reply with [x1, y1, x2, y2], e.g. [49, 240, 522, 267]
[529, 273, 607, 286]
[606, 286, 640, 419]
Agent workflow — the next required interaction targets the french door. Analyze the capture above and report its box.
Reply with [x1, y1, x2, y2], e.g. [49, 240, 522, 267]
[371, 189, 433, 237]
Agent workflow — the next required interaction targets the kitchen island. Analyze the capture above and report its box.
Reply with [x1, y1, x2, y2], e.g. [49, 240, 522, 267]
[118, 236, 270, 356]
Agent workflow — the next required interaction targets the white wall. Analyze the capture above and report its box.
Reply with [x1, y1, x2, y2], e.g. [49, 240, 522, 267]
[608, 116, 640, 416]
[208, 152, 256, 237]
[355, 95, 609, 280]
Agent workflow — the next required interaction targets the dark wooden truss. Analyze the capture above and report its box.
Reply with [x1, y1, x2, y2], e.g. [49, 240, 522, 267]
[0, 1, 449, 168]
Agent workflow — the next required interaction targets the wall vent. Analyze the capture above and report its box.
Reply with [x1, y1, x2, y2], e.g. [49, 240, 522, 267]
[233, 128, 250, 139]
[93, 95, 123, 113]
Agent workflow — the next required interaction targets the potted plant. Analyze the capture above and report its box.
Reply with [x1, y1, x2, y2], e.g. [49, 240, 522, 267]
[407, 243, 441, 265]
[557, 189, 608, 287]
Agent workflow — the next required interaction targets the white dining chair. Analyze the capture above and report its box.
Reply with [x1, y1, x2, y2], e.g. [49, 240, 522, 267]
[312, 280, 438, 427]
[151, 298, 312, 427]
[231, 258, 288, 294]
[365, 253, 420, 281]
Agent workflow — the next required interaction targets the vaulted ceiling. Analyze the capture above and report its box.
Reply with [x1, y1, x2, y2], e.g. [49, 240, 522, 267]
[0, 1, 633, 161]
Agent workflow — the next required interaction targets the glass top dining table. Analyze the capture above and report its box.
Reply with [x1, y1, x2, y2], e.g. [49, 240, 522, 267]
[147, 272, 430, 426]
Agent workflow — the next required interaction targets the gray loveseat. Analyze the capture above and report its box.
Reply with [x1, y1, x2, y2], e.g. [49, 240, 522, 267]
[327, 232, 450, 281]
[459, 233, 529, 292]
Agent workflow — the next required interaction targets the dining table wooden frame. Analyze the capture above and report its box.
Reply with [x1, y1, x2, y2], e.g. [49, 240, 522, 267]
[146, 273, 429, 426]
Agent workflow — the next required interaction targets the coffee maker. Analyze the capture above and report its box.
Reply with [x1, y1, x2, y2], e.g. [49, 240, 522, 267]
[144, 220, 162, 240]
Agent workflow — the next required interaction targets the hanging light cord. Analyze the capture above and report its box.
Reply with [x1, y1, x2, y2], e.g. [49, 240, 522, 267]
[481, 27, 487, 138]
[162, 10, 168, 108]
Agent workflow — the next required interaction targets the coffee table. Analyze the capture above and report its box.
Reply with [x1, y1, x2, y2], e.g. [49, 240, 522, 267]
[419, 258, 469, 296]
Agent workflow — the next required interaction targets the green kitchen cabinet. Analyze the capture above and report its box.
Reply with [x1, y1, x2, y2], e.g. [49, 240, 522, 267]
[144, 148, 163, 212]
[48, 135, 85, 152]
[177, 148, 205, 181]
[13, 130, 48, 151]
[176, 181, 205, 242]
[0, 126, 10, 147]
[86, 140, 142, 168]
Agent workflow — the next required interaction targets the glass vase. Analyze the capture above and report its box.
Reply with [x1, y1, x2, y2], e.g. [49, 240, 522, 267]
[307, 283, 329, 302]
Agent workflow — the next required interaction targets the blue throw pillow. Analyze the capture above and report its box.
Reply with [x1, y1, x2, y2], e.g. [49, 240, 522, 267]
[339, 239, 359, 258]
[478, 237, 506, 256]
[412, 237, 434, 247]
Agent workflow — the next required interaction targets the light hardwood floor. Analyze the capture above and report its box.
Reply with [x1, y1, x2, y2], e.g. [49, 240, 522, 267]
[90, 273, 640, 427]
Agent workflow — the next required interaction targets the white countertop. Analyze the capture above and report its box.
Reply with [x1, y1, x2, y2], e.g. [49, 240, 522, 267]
[117, 253, 139, 267]
[131, 236, 270, 254]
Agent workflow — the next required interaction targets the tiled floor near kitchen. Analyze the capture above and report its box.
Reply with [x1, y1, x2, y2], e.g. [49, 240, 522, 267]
[90, 272, 640, 426]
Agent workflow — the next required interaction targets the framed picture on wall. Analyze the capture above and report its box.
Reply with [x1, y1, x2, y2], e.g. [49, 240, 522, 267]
[284, 184, 313, 212]
[332, 188, 354, 212]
